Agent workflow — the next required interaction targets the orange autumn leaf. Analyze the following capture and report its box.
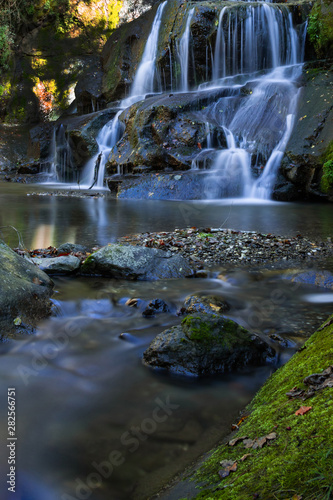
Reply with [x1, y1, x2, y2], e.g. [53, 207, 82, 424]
[295, 406, 312, 416]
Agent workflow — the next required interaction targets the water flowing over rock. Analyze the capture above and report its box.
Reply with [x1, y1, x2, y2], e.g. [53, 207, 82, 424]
[47, 0, 333, 201]
[143, 313, 275, 376]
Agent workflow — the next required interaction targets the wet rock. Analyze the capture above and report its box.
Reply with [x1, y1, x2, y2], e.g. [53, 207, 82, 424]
[31, 256, 81, 275]
[277, 62, 333, 201]
[106, 90, 228, 174]
[114, 171, 209, 200]
[143, 313, 274, 376]
[57, 243, 89, 255]
[80, 243, 193, 280]
[183, 295, 230, 315]
[0, 240, 53, 335]
[283, 270, 333, 289]
[142, 299, 170, 317]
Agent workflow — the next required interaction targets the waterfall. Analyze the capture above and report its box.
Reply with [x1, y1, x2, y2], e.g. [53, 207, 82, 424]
[82, 110, 124, 189]
[200, 3, 307, 200]
[129, 1, 167, 100]
[48, 124, 75, 183]
[178, 8, 195, 92]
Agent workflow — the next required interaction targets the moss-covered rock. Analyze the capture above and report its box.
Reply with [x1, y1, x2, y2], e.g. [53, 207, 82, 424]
[0, 240, 53, 336]
[143, 313, 274, 376]
[190, 314, 333, 499]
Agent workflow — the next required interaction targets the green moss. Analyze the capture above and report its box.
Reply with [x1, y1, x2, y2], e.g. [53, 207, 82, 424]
[181, 314, 249, 348]
[320, 141, 333, 193]
[308, 0, 333, 57]
[191, 316, 333, 499]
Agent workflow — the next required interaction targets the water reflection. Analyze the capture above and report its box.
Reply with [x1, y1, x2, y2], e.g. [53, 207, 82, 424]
[0, 183, 332, 249]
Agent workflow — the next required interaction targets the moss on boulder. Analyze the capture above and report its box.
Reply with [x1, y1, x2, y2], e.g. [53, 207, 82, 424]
[143, 313, 274, 376]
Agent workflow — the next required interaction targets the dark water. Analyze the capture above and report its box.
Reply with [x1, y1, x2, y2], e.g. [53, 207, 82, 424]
[0, 182, 333, 500]
[0, 184, 333, 249]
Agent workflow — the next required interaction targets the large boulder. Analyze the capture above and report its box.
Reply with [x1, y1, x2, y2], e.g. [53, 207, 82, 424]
[0, 240, 54, 336]
[80, 243, 193, 279]
[143, 313, 274, 376]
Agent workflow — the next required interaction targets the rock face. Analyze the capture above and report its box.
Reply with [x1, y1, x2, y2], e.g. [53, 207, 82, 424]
[183, 295, 230, 315]
[106, 89, 227, 173]
[143, 313, 274, 376]
[0, 240, 53, 335]
[276, 61, 333, 201]
[80, 243, 193, 279]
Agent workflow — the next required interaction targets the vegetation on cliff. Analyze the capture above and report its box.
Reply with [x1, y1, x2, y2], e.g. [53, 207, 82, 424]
[307, 0, 333, 57]
[0, 0, 122, 122]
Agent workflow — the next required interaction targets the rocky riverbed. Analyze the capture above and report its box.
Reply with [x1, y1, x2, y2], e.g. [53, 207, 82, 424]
[118, 227, 333, 268]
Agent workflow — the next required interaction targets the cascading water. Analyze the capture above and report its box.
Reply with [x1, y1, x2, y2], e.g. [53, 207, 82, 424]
[80, 0, 167, 188]
[178, 8, 195, 92]
[49, 124, 75, 183]
[196, 2, 307, 200]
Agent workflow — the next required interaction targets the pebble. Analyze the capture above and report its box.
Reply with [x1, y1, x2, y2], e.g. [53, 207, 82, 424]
[118, 227, 333, 268]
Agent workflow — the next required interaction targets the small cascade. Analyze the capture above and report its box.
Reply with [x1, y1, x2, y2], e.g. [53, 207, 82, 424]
[212, 4, 301, 82]
[178, 8, 195, 92]
[82, 110, 124, 189]
[49, 124, 75, 182]
[129, 1, 167, 99]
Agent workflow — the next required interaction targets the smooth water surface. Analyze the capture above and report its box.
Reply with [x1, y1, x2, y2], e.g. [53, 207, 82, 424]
[0, 184, 332, 249]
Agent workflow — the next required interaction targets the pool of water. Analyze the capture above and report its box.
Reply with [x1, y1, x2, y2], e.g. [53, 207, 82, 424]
[0, 183, 333, 249]
[0, 182, 333, 499]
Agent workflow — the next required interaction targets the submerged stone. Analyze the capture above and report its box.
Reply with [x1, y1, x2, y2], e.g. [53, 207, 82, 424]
[80, 243, 193, 280]
[143, 313, 274, 376]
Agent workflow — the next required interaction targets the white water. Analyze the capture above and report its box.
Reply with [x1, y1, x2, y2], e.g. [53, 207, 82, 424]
[50, 1, 307, 199]
[178, 8, 195, 92]
[50, 1, 167, 188]
[129, 1, 167, 100]
[198, 4, 307, 200]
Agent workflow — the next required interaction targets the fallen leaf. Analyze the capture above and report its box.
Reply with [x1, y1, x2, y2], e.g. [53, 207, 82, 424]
[243, 438, 255, 449]
[240, 453, 251, 462]
[218, 460, 237, 479]
[257, 436, 267, 449]
[32, 277, 42, 285]
[266, 432, 277, 440]
[291, 495, 302, 500]
[295, 406, 312, 416]
[228, 436, 248, 447]
[14, 317, 22, 326]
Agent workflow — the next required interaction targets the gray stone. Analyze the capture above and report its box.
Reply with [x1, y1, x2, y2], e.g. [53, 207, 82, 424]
[0, 240, 53, 335]
[80, 244, 193, 280]
[184, 295, 230, 315]
[57, 243, 89, 254]
[31, 256, 81, 274]
[143, 313, 274, 376]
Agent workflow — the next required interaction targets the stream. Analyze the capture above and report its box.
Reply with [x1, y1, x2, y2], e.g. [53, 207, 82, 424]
[0, 183, 333, 499]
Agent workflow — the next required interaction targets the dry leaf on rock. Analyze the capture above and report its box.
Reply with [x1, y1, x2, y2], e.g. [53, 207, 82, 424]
[240, 453, 252, 462]
[295, 406, 312, 416]
[218, 460, 237, 479]
[228, 436, 248, 446]
[243, 438, 255, 449]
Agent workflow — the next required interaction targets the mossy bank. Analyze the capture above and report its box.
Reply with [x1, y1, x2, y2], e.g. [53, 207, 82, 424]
[186, 315, 333, 499]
